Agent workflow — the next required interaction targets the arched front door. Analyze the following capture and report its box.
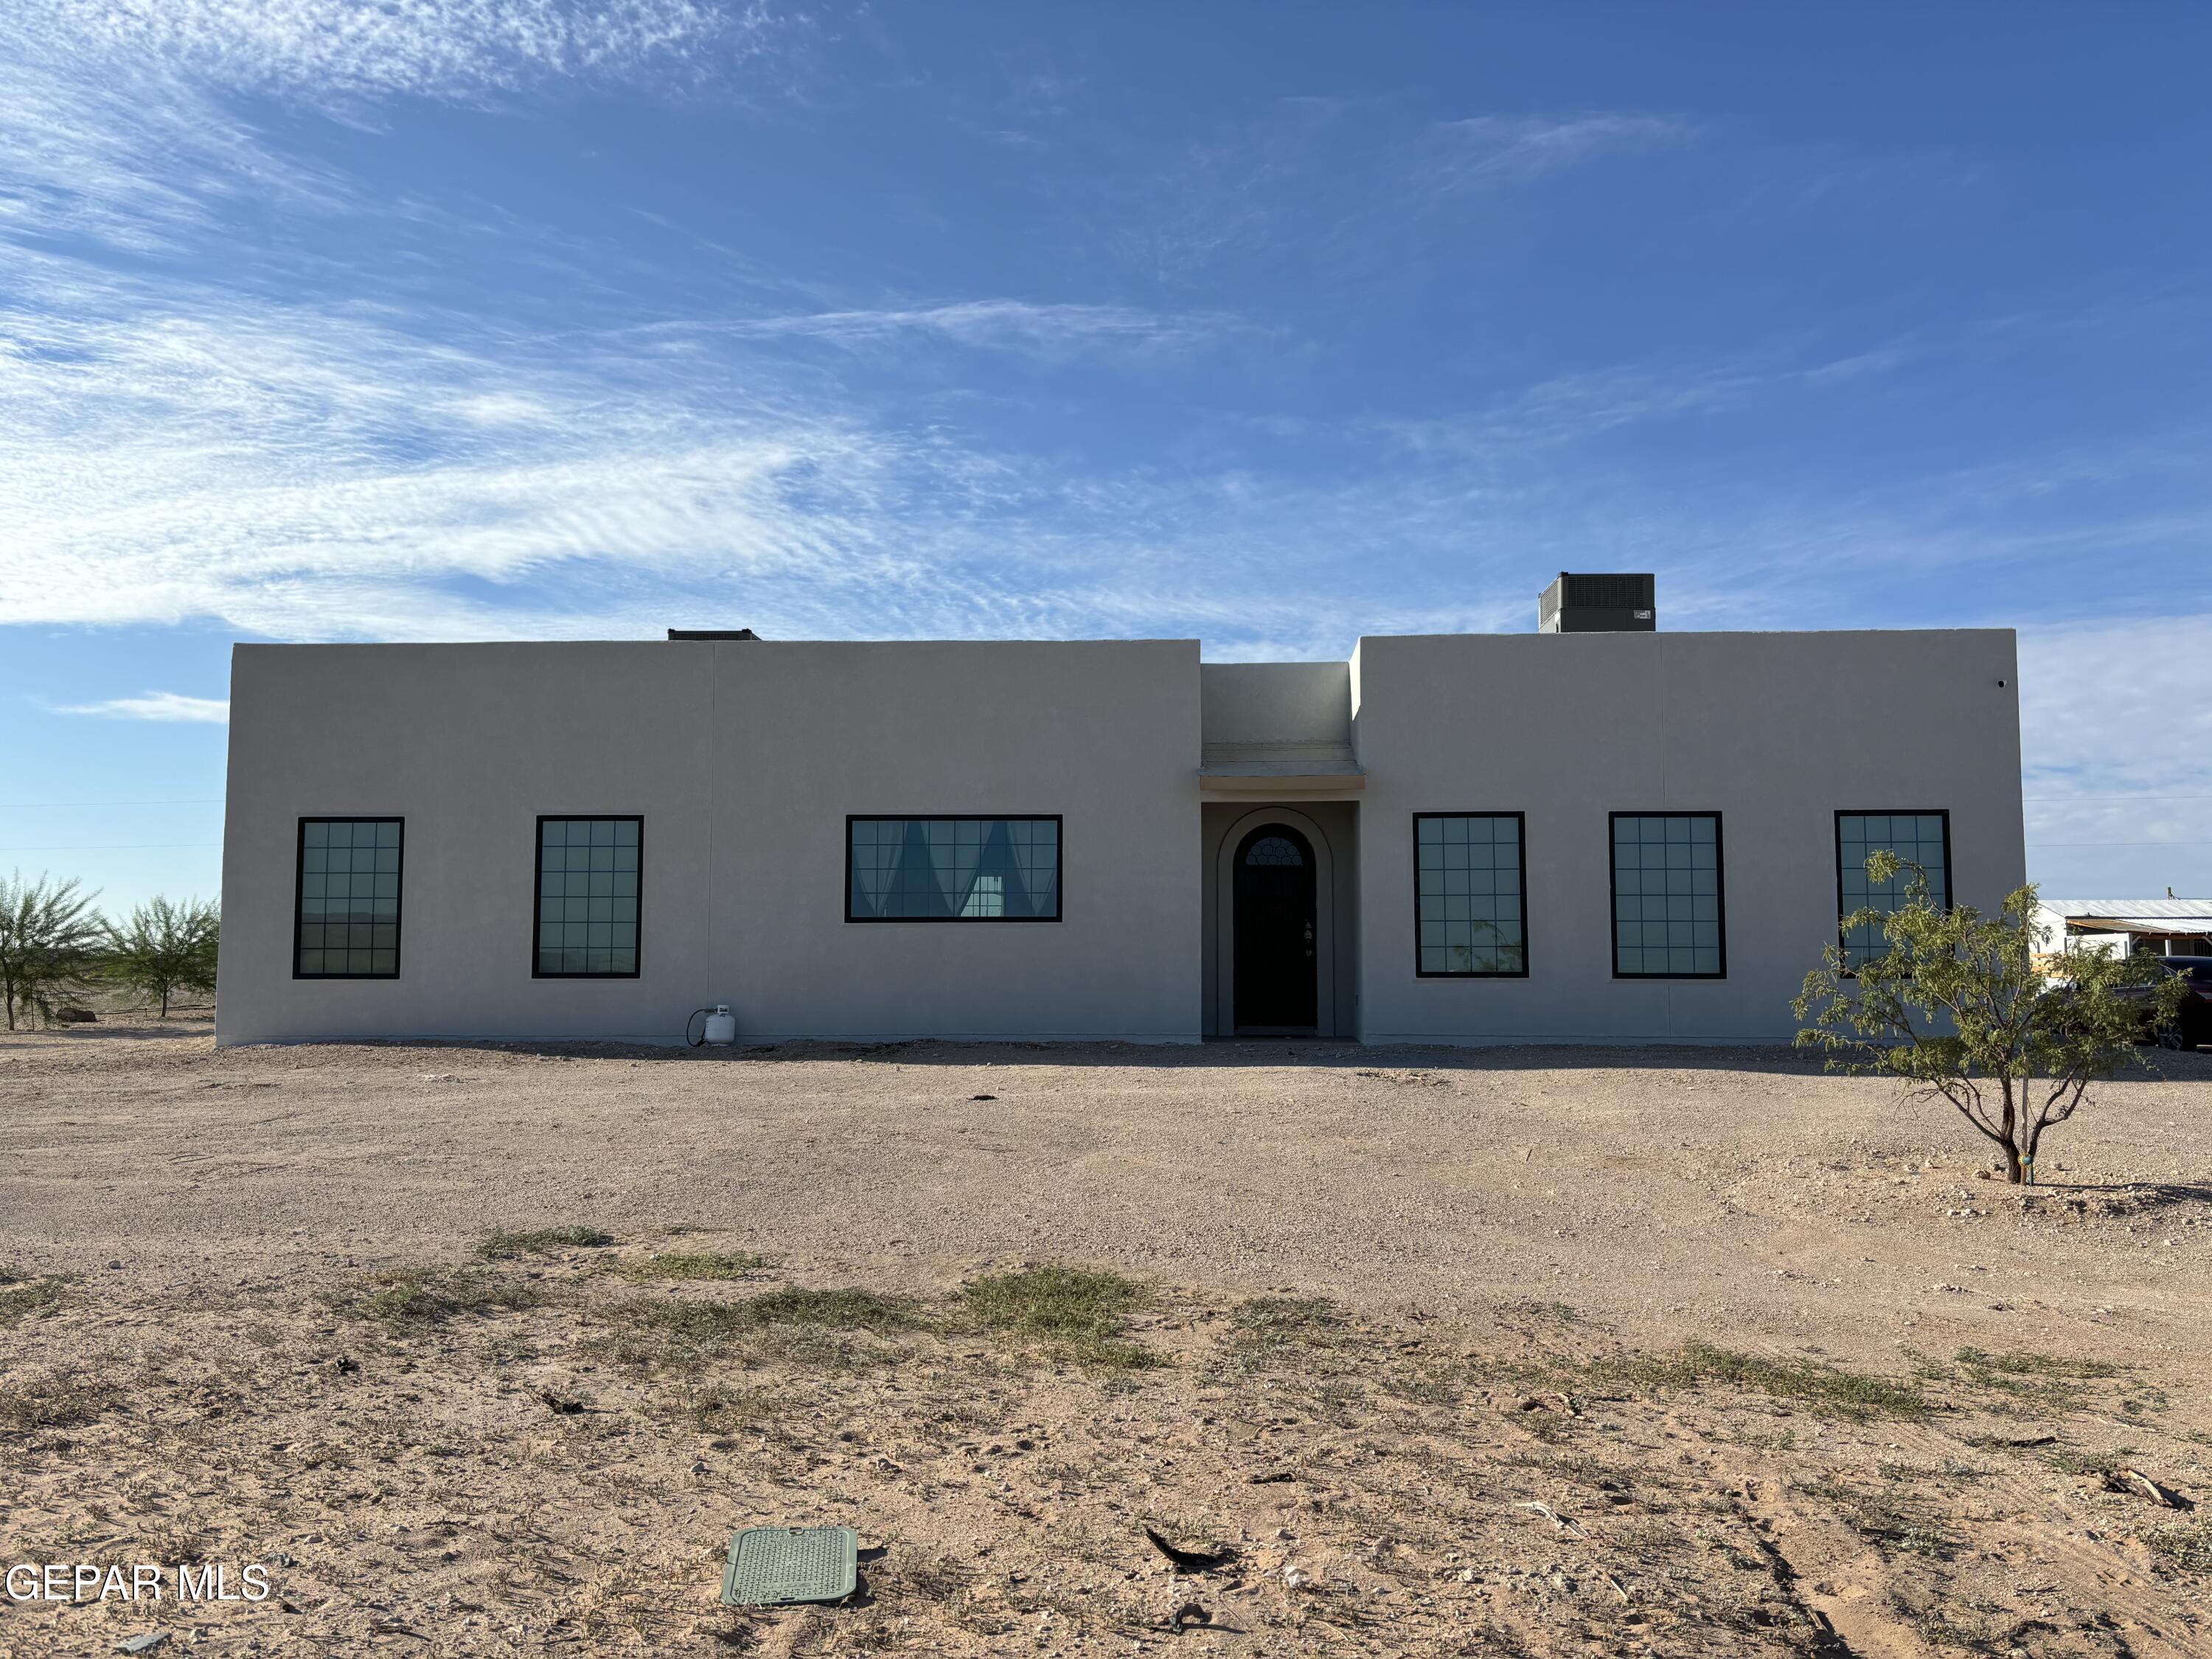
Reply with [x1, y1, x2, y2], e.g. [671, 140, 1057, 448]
[1233, 824, 1318, 1031]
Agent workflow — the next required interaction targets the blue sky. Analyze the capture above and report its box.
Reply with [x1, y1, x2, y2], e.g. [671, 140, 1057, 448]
[4, 1, 2210, 915]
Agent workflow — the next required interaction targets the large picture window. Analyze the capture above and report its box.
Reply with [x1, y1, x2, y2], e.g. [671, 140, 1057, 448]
[1837, 811, 1950, 972]
[1610, 813, 1725, 978]
[295, 818, 402, 978]
[847, 816, 1061, 922]
[1413, 813, 1528, 976]
[535, 816, 642, 977]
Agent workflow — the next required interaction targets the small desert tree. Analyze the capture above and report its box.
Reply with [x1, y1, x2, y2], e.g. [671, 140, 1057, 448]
[105, 896, 220, 1018]
[0, 871, 105, 1031]
[1795, 852, 2186, 1185]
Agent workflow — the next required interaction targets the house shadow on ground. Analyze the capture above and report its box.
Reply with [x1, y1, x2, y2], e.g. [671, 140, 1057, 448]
[313, 1031, 2212, 1085]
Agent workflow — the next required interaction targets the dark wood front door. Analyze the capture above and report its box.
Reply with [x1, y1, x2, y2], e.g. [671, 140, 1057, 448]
[1233, 825, 1318, 1031]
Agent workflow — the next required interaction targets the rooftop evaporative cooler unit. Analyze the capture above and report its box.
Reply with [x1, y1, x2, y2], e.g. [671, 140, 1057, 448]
[1537, 572, 1656, 633]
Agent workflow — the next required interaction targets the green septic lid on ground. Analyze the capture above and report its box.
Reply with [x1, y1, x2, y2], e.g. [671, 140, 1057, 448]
[721, 1526, 858, 1607]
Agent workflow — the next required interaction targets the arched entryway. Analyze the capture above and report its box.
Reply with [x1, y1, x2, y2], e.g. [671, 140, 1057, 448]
[1232, 823, 1318, 1031]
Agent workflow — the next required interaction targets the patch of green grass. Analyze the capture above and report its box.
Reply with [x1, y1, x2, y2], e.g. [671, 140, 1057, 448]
[344, 1267, 543, 1324]
[0, 1367, 116, 1431]
[2041, 1445, 2132, 1479]
[2144, 1518, 2212, 1573]
[616, 1251, 772, 1281]
[751, 1287, 919, 1330]
[0, 1276, 68, 1327]
[1215, 1296, 1357, 1379]
[1953, 1346, 2121, 1380]
[1381, 1366, 1465, 1408]
[476, 1226, 616, 1259]
[1593, 1340, 1929, 1422]
[599, 1295, 753, 1358]
[959, 1265, 1160, 1371]
[1796, 1477, 1957, 1560]
[1952, 1346, 2122, 1406]
[1878, 1458, 1986, 1485]
[678, 1382, 776, 1433]
[1231, 1295, 1346, 1341]
[595, 1286, 922, 1371]
[1854, 1512, 1956, 1560]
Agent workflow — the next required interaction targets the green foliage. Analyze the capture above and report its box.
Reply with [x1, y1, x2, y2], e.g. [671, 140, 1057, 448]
[1795, 855, 2186, 1184]
[476, 1225, 615, 1259]
[2145, 1517, 2212, 1573]
[103, 894, 219, 1018]
[344, 1267, 543, 1324]
[0, 1275, 70, 1327]
[1228, 1295, 1348, 1342]
[614, 1249, 772, 1281]
[0, 1368, 116, 1431]
[1591, 1339, 1929, 1421]
[0, 870, 104, 1031]
[595, 1286, 922, 1370]
[1953, 1346, 2120, 1382]
[958, 1265, 1161, 1370]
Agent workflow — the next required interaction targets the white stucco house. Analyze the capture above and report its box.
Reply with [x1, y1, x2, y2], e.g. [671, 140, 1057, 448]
[215, 576, 2027, 1047]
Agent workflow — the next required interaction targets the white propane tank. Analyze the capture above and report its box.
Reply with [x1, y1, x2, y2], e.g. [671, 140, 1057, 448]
[703, 1006, 737, 1046]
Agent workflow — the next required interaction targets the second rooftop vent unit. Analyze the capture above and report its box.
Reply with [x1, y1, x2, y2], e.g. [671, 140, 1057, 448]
[1538, 573, 1655, 634]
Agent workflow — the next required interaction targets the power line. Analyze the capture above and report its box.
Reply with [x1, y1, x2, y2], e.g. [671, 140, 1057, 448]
[2024, 793, 2212, 802]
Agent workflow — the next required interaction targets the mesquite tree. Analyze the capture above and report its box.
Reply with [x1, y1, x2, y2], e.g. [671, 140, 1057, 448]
[105, 896, 220, 1018]
[0, 871, 105, 1031]
[1795, 852, 2186, 1185]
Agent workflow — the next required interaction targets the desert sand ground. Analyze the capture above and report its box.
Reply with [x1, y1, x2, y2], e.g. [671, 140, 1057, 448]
[2, 1016, 2208, 1658]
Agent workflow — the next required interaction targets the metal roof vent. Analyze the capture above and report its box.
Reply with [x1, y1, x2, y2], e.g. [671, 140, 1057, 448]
[667, 628, 759, 640]
[1538, 573, 1655, 633]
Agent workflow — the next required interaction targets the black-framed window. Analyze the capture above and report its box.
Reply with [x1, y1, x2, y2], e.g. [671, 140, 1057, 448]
[535, 816, 642, 977]
[847, 816, 1061, 922]
[1837, 811, 1950, 972]
[295, 818, 402, 978]
[1413, 813, 1528, 976]
[1610, 813, 1725, 978]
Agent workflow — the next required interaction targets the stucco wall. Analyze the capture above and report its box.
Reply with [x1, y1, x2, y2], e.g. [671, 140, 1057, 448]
[1351, 630, 2025, 1044]
[709, 641, 1203, 1043]
[1200, 662, 1352, 747]
[218, 639, 1204, 1045]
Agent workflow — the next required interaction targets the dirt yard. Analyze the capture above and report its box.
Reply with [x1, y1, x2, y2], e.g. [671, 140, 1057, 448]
[2, 1021, 2208, 1658]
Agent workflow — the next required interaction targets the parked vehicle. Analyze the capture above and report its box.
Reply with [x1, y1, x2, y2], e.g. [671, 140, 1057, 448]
[2124, 958, 2212, 1050]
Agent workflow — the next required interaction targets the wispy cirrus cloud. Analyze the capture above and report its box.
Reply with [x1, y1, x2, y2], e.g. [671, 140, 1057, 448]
[5, 0, 778, 108]
[0, 1, 796, 260]
[1422, 111, 1695, 189]
[709, 299, 1242, 358]
[53, 691, 231, 723]
[1091, 101, 1694, 286]
[0, 1, 1256, 645]
[0, 243, 1274, 641]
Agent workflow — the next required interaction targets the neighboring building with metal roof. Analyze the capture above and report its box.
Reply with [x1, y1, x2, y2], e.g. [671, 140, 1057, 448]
[2034, 899, 2212, 959]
